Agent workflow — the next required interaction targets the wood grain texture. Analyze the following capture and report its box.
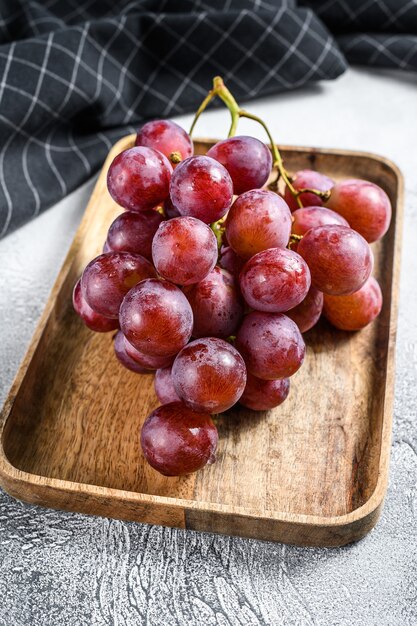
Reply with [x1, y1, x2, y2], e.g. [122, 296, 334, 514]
[0, 136, 403, 547]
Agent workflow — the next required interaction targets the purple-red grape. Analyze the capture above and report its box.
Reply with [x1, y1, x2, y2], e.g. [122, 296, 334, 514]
[170, 156, 233, 224]
[152, 216, 218, 285]
[106, 210, 164, 260]
[119, 278, 193, 356]
[326, 179, 391, 243]
[141, 402, 218, 476]
[219, 245, 245, 278]
[154, 366, 180, 404]
[236, 312, 305, 380]
[286, 286, 324, 333]
[284, 169, 334, 211]
[172, 337, 247, 413]
[239, 248, 311, 313]
[81, 252, 156, 318]
[114, 331, 150, 374]
[323, 276, 383, 331]
[297, 225, 373, 296]
[291, 206, 349, 250]
[107, 146, 172, 212]
[225, 189, 291, 260]
[239, 373, 290, 411]
[183, 266, 244, 338]
[123, 336, 174, 370]
[207, 135, 272, 194]
[72, 279, 119, 332]
[135, 119, 193, 165]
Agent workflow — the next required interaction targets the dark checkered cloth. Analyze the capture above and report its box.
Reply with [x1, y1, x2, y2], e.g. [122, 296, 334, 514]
[0, 0, 415, 236]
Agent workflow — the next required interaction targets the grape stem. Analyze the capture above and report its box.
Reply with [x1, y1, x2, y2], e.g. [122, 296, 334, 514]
[189, 77, 332, 208]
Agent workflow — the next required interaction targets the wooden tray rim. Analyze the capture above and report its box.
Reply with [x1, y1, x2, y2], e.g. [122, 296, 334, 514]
[0, 137, 404, 530]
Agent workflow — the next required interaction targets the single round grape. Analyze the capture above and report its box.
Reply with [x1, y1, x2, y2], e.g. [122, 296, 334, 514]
[286, 286, 324, 333]
[284, 169, 334, 211]
[170, 156, 233, 224]
[107, 146, 172, 212]
[119, 278, 193, 356]
[172, 337, 247, 413]
[323, 276, 382, 331]
[297, 225, 373, 296]
[123, 336, 174, 370]
[239, 373, 290, 411]
[135, 119, 193, 165]
[152, 216, 218, 285]
[219, 245, 245, 277]
[326, 178, 391, 243]
[236, 312, 305, 380]
[291, 206, 349, 250]
[206, 136, 272, 195]
[114, 331, 149, 374]
[239, 248, 311, 313]
[72, 280, 119, 332]
[106, 210, 164, 260]
[141, 402, 218, 476]
[154, 366, 180, 404]
[225, 189, 291, 260]
[81, 252, 157, 318]
[184, 266, 244, 338]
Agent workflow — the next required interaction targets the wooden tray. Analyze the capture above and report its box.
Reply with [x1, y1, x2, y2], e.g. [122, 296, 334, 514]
[0, 136, 403, 547]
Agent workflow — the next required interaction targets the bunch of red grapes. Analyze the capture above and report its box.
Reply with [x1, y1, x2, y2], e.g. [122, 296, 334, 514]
[73, 107, 391, 478]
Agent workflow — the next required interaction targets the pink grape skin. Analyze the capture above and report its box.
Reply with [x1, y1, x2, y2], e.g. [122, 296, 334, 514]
[80, 252, 157, 319]
[297, 225, 373, 296]
[235, 312, 305, 380]
[119, 278, 193, 357]
[141, 402, 218, 476]
[291, 206, 349, 251]
[123, 336, 174, 370]
[239, 248, 311, 313]
[170, 156, 233, 224]
[106, 210, 164, 260]
[135, 119, 193, 165]
[206, 136, 272, 195]
[286, 286, 324, 333]
[219, 245, 245, 278]
[107, 146, 172, 212]
[172, 337, 247, 414]
[284, 169, 334, 211]
[154, 366, 181, 404]
[183, 266, 244, 338]
[72, 280, 119, 332]
[323, 276, 383, 331]
[225, 190, 292, 260]
[114, 331, 150, 374]
[239, 373, 290, 411]
[326, 179, 392, 243]
[152, 216, 218, 285]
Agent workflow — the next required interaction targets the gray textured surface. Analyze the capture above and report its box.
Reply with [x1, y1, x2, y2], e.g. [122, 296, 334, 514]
[0, 68, 416, 625]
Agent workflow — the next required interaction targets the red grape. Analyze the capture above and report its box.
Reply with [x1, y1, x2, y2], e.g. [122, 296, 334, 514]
[172, 337, 247, 413]
[114, 330, 150, 374]
[123, 336, 174, 370]
[219, 245, 245, 277]
[236, 312, 305, 380]
[72, 279, 119, 332]
[183, 266, 244, 338]
[225, 189, 291, 260]
[119, 278, 193, 356]
[141, 402, 218, 476]
[284, 169, 334, 211]
[239, 248, 311, 313]
[297, 225, 373, 296]
[106, 210, 164, 260]
[207, 135, 272, 194]
[81, 252, 156, 318]
[154, 366, 180, 404]
[135, 119, 193, 165]
[291, 206, 349, 250]
[326, 179, 391, 243]
[286, 286, 323, 333]
[239, 373, 290, 411]
[169, 156, 233, 224]
[107, 146, 172, 212]
[323, 276, 383, 331]
[152, 216, 218, 285]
